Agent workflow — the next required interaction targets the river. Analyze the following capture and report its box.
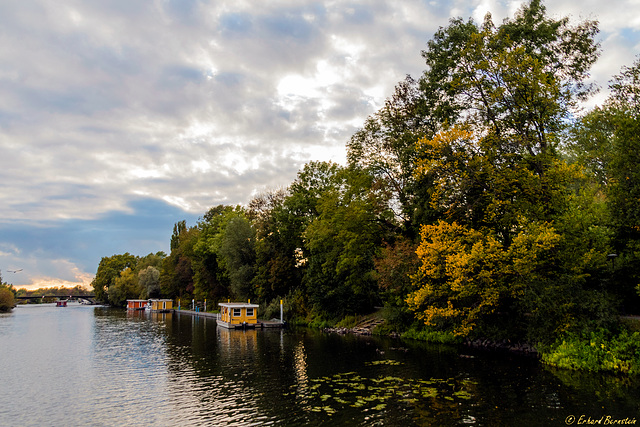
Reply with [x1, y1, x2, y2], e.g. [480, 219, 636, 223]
[0, 303, 638, 426]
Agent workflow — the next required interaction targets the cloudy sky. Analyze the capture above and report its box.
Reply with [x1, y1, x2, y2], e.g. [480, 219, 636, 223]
[1, 0, 639, 290]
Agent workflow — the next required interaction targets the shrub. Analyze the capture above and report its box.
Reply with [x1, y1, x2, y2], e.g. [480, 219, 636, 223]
[541, 329, 640, 374]
[0, 287, 15, 312]
[401, 327, 462, 345]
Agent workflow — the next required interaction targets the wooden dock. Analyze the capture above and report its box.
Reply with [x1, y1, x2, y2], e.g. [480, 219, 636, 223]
[175, 309, 285, 328]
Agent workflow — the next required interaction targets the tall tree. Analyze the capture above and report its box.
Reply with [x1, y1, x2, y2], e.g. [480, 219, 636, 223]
[161, 222, 199, 299]
[108, 267, 140, 307]
[219, 214, 256, 300]
[406, 1, 607, 341]
[191, 205, 235, 303]
[249, 189, 302, 304]
[347, 76, 435, 231]
[568, 59, 640, 309]
[138, 266, 161, 299]
[0, 273, 15, 312]
[91, 253, 137, 303]
[303, 165, 392, 317]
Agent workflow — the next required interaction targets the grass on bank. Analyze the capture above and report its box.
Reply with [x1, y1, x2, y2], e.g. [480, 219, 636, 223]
[541, 326, 640, 375]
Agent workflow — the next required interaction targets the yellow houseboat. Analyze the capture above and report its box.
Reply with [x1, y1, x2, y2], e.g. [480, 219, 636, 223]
[217, 302, 259, 329]
[149, 299, 174, 313]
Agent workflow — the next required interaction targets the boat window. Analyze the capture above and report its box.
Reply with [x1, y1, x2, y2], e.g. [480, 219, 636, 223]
[246, 308, 254, 317]
[233, 308, 241, 317]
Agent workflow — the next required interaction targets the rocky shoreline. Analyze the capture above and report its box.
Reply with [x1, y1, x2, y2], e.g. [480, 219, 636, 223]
[463, 338, 539, 357]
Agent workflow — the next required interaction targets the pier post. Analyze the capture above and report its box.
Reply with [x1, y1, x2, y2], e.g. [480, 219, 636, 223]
[280, 299, 283, 323]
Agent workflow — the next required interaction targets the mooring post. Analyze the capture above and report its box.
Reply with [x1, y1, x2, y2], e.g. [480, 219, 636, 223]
[280, 299, 283, 324]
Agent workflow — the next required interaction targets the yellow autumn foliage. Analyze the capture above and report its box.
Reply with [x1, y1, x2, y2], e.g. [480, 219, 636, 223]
[407, 219, 561, 336]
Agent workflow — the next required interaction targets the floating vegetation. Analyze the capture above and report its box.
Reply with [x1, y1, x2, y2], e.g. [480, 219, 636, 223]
[365, 359, 403, 366]
[296, 361, 478, 419]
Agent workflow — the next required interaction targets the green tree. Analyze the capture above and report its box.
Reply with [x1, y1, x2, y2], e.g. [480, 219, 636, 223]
[304, 165, 392, 317]
[606, 60, 640, 245]
[0, 273, 15, 312]
[108, 267, 140, 307]
[421, 0, 598, 137]
[136, 252, 165, 272]
[0, 287, 14, 312]
[91, 253, 137, 303]
[406, 1, 610, 342]
[249, 189, 302, 304]
[138, 266, 161, 298]
[161, 222, 199, 299]
[347, 76, 435, 232]
[219, 214, 256, 300]
[191, 205, 240, 303]
[568, 59, 640, 310]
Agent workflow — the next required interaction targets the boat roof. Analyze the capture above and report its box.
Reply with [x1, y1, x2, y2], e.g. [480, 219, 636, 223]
[219, 302, 259, 308]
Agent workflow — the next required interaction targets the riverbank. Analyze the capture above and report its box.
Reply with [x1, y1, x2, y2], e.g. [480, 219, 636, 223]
[324, 322, 539, 356]
[320, 312, 640, 375]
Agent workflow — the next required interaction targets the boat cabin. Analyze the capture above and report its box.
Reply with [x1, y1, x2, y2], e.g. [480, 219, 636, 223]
[149, 299, 174, 312]
[217, 302, 259, 329]
[126, 300, 148, 310]
[56, 300, 67, 307]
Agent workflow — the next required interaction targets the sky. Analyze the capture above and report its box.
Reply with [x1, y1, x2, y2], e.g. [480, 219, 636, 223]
[1, 0, 639, 290]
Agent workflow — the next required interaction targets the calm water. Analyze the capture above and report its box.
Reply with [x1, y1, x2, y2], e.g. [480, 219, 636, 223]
[1, 304, 639, 426]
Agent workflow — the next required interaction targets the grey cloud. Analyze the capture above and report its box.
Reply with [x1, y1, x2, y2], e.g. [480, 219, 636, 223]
[260, 12, 320, 41]
[219, 13, 254, 35]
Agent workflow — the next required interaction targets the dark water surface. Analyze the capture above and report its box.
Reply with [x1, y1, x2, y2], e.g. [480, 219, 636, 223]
[1, 304, 639, 426]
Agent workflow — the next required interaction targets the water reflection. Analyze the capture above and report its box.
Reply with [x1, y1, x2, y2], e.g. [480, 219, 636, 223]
[294, 339, 310, 397]
[1, 306, 640, 426]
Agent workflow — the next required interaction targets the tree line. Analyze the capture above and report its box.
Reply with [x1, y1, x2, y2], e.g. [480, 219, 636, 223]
[91, 1, 640, 369]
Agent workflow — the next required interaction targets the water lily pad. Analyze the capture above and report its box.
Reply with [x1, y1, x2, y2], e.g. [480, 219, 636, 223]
[420, 387, 438, 398]
[366, 360, 403, 366]
[453, 390, 473, 400]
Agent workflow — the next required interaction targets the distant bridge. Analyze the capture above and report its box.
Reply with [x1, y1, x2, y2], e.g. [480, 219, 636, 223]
[17, 295, 97, 304]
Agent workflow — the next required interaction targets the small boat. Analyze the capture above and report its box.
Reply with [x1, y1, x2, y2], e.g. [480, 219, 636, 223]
[56, 300, 67, 307]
